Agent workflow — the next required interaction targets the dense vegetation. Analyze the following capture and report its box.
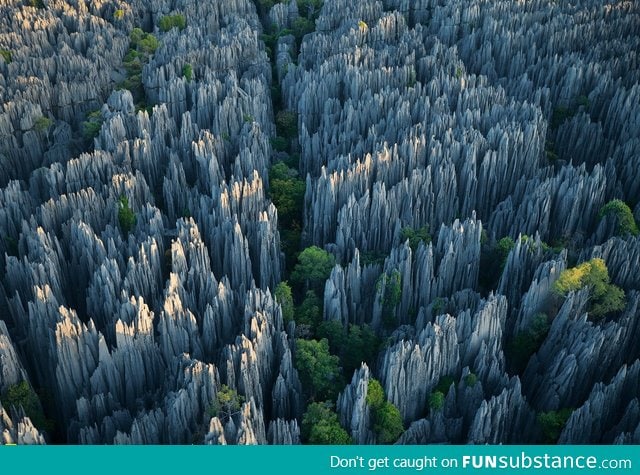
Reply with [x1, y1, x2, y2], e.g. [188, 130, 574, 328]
[552, 258, 625, 321]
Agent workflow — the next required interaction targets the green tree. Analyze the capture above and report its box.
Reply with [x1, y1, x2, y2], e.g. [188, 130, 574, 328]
[295, 290, 322, 330]
[496, 236, 516, 266]
[598, 199, 639, 237]
[182, 63, 193, 82]
[301, 401, 352, 444]
[366, 379, 404, 444]
[538, 408, 572, 443]
[34, 116, 53, 132]
[316, 320, 347, 355]
[275, 281, 295, 324]
[378, 269, 402, 328]
[81, 109, 103, 140]
[275, 110, 298, 139]
[291, 246, 335, 294]
[428, 391, 445, 411]
[117, 196, 136, 234]
[434, 375, 455, 395]
[464, 373, 477, 387]
[114, 9, 124, 20]
[508, 313, 550, 374]
[342, 324, 379, 375]
[159, 14, 186, 32]
[552, 258, 625, 321]
[295, 338, 342, 401]
[400, 226, 431, 251]
[1, 49, 12, 63]
[269, 162, 305, 228]
[208, 384, 244, 421]
[1, 381, 52, 432]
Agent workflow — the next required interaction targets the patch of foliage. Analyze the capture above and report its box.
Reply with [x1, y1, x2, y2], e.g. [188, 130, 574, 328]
[208, 384, 243, 421]
[295, 338, 343, 401]
[1, 381, 53, 432]
[0, 49, 12, 63]
[428, 391, 445, 411]
[270, 136, 288, 152]
[275, 281, 295, 324]
[120, 29, 159, 104]
[552, 258, 625, 321]
[378, 269, 402, 328]
[295, 290, 322, 330]
[400, 225, 431, 251]
[508, 313, 550, 374]
[34, 115, 53, 132]
[117, 196, 136, 234]
[159, 14, 186, 32]
[538, 408, 572, 443]
[81, 109, 103, 140]
[269, 161, 305, 229]
[114, 9, 124, 20]
[317, 322, 380, 376]
[291, 246, 335, 294]
[275, 110, 298, 139]
[366, 379, 404, 444]
[464, 373, 477, 387]
[598, 199, 639, 237]
[182, 63, 193, 82]
[301, 401, 352, 444]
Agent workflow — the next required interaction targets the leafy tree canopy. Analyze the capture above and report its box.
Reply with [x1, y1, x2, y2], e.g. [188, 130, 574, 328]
[301, 401, 352, 444]
[291, 246, 335, 293]
[598, 199, 639, 237]
[295, 338, 342, 401]
[275, 281, 295, 324]
[552, 258, 625, 320]
[538, 408, 572, 443]
[366, 379, 404, 444]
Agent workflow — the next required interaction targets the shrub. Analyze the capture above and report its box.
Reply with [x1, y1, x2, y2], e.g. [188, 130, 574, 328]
[295, 290, 322, 330]
[159, 14, 186, 32]
[114, 9, 124, 20]
[1, 381, 51, 431]
[295, 338, 342, 401]
[182, 63, 193, 82]
[117, 196, 136, 234]
[302, 402, 352, 444]
[598, 199, 639, 237]
[270, 136, 288, 152]
[464, 373, 478, 387]
[552, 258, 625, 321]
[508, 313, 550, 374]
[378, 269, 402, 328]
[28, 0, 45, 8]
[208, 384, 243, 421]
[275, 110, 298, 139]
[274, 281, 295, 324]
[366, 379, 404, 444]
[538, 408, 572, 443]
[34, 115, 52, 131]
[434, 375, 455, 395]
[130, 28, 159, 55]
[291, 246, 335, 294]
[0, 49, 11, 63]
[81, 109, 103, 140]
[292, 17, 314, 42]
[428, 391, 445, 411]
[400, 226, 431, 251]
[269, 162, 305, 228]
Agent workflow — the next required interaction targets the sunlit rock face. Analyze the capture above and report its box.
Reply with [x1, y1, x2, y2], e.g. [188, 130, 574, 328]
[0, 0, 638, 445]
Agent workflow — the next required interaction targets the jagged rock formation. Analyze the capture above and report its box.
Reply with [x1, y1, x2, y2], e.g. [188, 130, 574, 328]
[0, 0, 639, 445]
